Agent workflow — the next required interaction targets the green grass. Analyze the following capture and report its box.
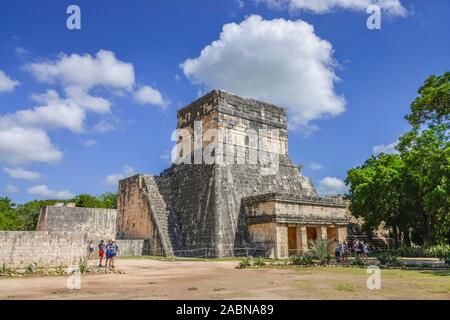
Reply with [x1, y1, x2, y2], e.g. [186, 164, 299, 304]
[334, 283, 355, 292]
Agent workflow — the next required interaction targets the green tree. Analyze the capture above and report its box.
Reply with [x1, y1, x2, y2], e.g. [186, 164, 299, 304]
[99, 192, 118, 209]
[346, 154, 418, 245]
[400, 71, 450, 244]
[15, 200, 62, 230]
[406, 72, 450, 128]
[0, 197, 21, 230]
[73, 194, 104, 208]
[346, 71, 450, 246]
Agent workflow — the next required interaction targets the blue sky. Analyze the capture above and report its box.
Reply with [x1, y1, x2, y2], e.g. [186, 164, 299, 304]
[0, 0, 449, 203]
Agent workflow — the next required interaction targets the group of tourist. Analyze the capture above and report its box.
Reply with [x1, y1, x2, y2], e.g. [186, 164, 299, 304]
[87, 239, 119, 268]
[334, 238, 369, 263]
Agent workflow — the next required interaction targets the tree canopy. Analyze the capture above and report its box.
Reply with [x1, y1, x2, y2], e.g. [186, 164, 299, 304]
[346, 72, 450, 246]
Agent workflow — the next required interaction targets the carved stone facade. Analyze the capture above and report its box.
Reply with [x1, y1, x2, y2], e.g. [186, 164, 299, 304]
[117, 90, 348, 258]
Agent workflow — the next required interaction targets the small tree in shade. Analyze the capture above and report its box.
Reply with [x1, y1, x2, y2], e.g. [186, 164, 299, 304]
[309, 239, 331, 265]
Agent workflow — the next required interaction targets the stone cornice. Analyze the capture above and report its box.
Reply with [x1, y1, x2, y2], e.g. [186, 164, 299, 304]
[242, 193, 347, 208]
[247, 214, 348, 225]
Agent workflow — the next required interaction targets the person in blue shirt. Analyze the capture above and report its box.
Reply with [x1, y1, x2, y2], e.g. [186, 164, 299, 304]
[105, 239, 119, 269]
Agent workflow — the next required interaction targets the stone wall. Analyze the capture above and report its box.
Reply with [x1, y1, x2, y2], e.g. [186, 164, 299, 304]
[37, 206, 117, 242]
[115, 239, 149, 256]
[0, 231, 85, 268]
[117, 175, 167, 256]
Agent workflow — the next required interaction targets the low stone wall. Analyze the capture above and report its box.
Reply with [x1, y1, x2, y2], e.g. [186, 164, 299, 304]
[0, 231, 85, 268]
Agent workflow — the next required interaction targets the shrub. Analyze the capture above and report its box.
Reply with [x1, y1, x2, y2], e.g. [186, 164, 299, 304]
[377, 252, 404, 267]
[0, 263, 13, 275]
[239, 257, 251, 269]
[426, 244, 450, 259]
[437, 252, 450, 265]
[388, 244, 450, 258]
[309, 239, 331, 265]
[290, 253, 314, 266]
[253, 256, 266, 267]
[25, 262, 38, 275]
[350, 257, 367, 266]
[78, 258, 89, 273]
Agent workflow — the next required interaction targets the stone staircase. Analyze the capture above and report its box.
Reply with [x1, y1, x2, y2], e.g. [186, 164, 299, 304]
[347, 234, 389, 252]
[141, 175, 184, 257]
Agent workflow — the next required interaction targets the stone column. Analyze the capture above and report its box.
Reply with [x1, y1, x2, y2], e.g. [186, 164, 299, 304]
[275, 225, 288, 259]
[295, 226, 302, 255]
[298, 226, 308, 252]
[337, 226, 348, 243]
[317, 226, 327, 240]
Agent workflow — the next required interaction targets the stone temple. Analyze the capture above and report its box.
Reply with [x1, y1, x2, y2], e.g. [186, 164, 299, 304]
[117, 90, 348, 259]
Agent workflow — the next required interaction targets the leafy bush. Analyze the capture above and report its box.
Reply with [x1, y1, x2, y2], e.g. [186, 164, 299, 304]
[290, 253, 314, 266]
[78, 258, 89, 273]
[437, 253, 450, 265]
[0, 263, 13, 274]
[350, 257, 367, 266]
[253, 257, 266, 267]
[391, 245, 424, 257]
[309, 239, 331, 265]
[426, 245, 450, 259]
[239, 257, 251, 269]
[377, 252, 404, 267]
[387, 244, 450, 258]
[25, 262, 38, 275]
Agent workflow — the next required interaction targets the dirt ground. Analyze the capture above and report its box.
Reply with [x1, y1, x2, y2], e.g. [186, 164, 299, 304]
[0, 258, 448, 300]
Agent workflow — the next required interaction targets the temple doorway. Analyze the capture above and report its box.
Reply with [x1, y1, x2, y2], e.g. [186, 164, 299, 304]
[306, 227, 317, 248]
[327, 227, 338, 242]
[287, 227, 298, 256]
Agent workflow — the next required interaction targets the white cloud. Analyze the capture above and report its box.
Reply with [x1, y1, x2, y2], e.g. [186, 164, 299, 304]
[3, 167, 42, 180]
[104, 165, 135, 187]
[309, 162, 324, 170]
[27, 185, 74, 199]
[15, 46, 28, 57]
[317, 176, 348, 195]
[83, 139, 97, 147]
[160, 149, 172, 165]
[9, 90, 86, 132]
[5, 185, 19, 194]
[0, 70, 19, 93]
[134, 85, 168, 108]
[181, 15, 346, 130]
[0, 126, 62, 164]
[24, 50, 135, 91]
[0, 50, 167, 166]
[92, 116, 125, 133]
[372, 141, 398, 155]
[236, 0, 245, 8]
[64, 86, 111, 114]
[256, 0, 406, 16]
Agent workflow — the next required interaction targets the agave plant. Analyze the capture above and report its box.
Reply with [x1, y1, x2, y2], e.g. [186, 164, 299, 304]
[309, 239, 331, 265]
[253, 256, 266, 267]
[239, 257, 251, 269]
